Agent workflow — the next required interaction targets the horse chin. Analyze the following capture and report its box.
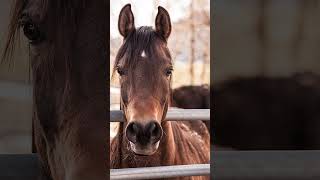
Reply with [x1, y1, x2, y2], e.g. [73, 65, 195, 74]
[129, 141, 160, 156]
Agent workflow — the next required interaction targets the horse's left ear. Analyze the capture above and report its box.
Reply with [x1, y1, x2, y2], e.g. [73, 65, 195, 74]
[155, 6, 171, 40]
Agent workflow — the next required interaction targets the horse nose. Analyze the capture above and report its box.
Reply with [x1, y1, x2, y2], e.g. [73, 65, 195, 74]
[126, 121, 162, 145]
[146, 121, 162, 143]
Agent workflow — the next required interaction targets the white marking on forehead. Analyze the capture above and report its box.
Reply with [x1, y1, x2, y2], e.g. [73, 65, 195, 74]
[141, 50, 147, 57]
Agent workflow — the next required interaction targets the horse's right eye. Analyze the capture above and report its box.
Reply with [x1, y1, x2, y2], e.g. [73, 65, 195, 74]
[21, 20, 44, 44]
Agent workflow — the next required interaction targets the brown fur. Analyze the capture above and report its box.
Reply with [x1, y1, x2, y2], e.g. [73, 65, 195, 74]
[110, 4, 210, 180]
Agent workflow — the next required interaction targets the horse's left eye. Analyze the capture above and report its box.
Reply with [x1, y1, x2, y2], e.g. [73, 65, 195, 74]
[22, 21, 44, 44]
[117, 68, 125, 76]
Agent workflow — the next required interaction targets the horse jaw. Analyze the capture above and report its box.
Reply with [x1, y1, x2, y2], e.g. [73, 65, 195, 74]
[129, 141, 160, 156]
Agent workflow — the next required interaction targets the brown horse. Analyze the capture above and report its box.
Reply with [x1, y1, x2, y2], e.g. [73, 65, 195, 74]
[110, 4, 210, 179]
[172, 84, 210, 131]
[2, 0, 108, 179]
[172, 85, 210, 109]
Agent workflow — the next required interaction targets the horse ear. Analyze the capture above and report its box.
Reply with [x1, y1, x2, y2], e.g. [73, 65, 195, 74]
[155, 6, 171, 39]
[118, 4, 135, 37]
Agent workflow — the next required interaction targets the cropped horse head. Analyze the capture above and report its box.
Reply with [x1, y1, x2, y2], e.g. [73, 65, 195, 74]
[113, 4, 172, 155]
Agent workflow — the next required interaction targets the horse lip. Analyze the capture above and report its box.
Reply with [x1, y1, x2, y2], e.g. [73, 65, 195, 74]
[129, 141, 160, 156]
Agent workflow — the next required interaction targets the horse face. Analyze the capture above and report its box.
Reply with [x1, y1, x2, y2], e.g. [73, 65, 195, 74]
[115, 4, 172, 155]
[4, 0, 108, 179]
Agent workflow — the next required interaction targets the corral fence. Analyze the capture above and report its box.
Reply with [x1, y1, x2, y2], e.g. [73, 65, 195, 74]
[1, 84, 320, 179]
[110, 108, 210, 122]
[2, 150, 320, 180]
[110, 108, 211, 179]
[0, 108, 211, 179]
[1, 83, 211, 179]
[1, 106, 320, 179]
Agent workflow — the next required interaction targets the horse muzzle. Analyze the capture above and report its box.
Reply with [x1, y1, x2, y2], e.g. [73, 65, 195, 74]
[125, 121, 163, 155]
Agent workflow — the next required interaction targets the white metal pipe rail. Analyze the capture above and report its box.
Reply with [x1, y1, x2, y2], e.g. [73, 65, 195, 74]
[110, 164, 210, 180]
[110, 108, 210, 122]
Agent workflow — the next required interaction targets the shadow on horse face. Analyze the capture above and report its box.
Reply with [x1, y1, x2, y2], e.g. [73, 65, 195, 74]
[3, 0, 108, 179]
[113, 4, 173, 156]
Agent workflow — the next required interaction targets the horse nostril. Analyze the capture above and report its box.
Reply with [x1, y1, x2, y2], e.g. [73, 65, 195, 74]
[126, 121, 162, 145]
[146, 121, 162, 143]
[126, 122, 141, 143]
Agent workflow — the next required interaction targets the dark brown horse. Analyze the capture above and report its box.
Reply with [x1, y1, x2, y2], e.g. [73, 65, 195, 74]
[110, 4, 210, 179]
[172, 84, 210, 109]
[172, 84, 210, 131]
[2, 0, 108, 179]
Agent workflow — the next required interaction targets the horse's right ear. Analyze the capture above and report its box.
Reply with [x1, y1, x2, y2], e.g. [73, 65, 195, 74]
[118, 4, 135, 38]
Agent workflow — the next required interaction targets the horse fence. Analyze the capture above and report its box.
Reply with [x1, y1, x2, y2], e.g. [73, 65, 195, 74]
[110, 108, 210, 122]
[109, 108, 211, 179]
[2, 150, 320, 180]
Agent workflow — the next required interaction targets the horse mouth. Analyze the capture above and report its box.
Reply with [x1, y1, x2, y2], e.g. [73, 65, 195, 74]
[129, 141, 160, 156]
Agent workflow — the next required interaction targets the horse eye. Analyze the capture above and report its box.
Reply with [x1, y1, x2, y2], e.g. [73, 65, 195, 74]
[117, 68, 125, 76]
[22, 22, 43, 44]
[166, 68, 173, 76]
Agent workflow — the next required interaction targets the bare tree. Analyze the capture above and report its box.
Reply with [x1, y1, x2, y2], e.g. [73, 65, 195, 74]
[189, 0, 195, 84]
[201, 49, 209, 83]
[198, 0, 210, 83]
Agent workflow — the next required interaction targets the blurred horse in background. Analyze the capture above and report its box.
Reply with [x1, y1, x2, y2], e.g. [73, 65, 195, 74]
[214, 72, 320, 150]
[172, 84, 210, 131]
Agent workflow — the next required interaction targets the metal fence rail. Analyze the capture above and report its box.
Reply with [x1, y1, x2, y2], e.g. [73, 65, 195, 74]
[110, 164, 210, 180]
[110, 108, 210, 122]
[214, 150, 320, 180]
[0, 154, 38, 180]
[2, 151, 320, 179]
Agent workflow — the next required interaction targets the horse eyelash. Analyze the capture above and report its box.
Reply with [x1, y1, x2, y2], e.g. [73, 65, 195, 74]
[167, 67, 174, 72]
